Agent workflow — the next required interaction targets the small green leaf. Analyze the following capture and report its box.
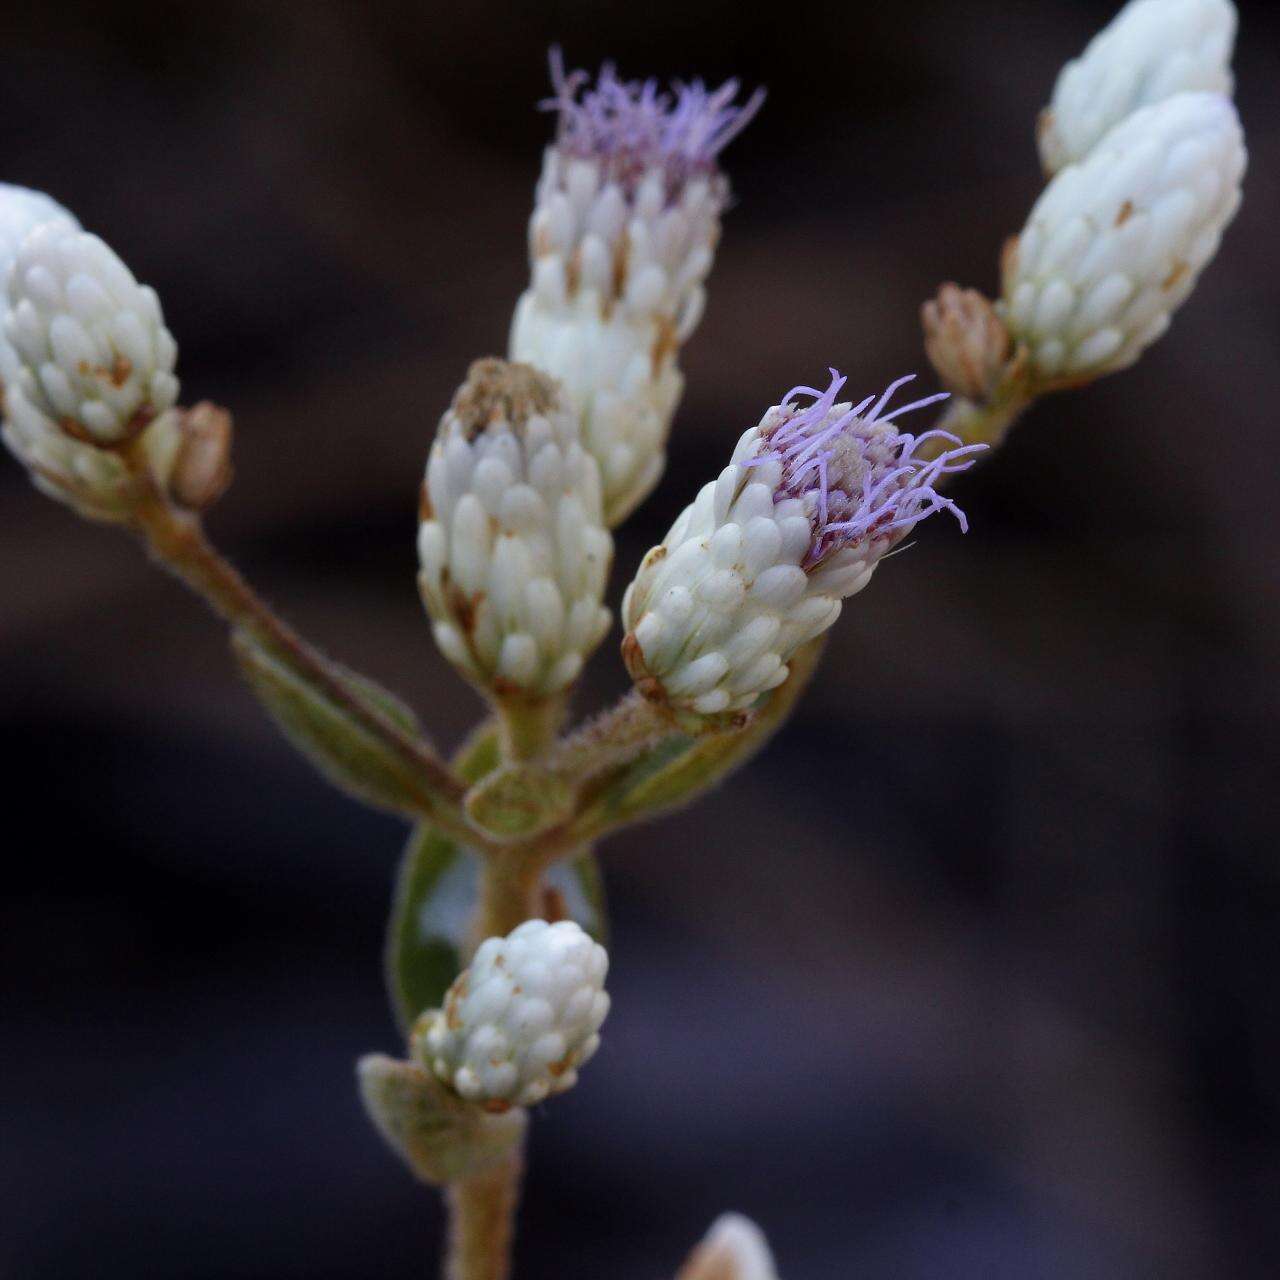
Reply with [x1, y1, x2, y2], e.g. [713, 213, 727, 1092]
[232, 630, 428, 817]
[385, 823, 473, 1034]
[386, 726, 496, 1032]
[386, 831, 610, 1033]
[562, 848, 608, 947]
[464, 762, 573, 840]
[357, 1053, 525, 1185]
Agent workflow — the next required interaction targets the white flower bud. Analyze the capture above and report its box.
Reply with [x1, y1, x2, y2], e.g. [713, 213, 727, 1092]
[418, 359, 612, 696]
[510, 55, 762, 525]
[0, 193, 183, 520]
[1004, 92, 1244, 387]
[3, 219, 179, 443]
[1039, 0, 1236, 175]
[413, 919, 610, 1112]
[623, 371, 981, 718]
[677, 1214, 779, 1280]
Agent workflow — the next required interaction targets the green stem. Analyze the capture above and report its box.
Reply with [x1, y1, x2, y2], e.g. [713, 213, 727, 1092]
[442, 694, 565, 1280]
[495, 692, 567, 764]
[546, 691, 674, 783]
[567, 637, 827, 844]
[443, 1148, 524, 1280]
[129, 490, 474, 842]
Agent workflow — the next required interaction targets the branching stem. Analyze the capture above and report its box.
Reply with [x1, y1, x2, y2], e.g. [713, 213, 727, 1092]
[128, 488, 475, 843]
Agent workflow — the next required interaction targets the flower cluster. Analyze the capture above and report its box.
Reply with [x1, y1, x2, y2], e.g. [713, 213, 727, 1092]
[1004, 90, 1245, 385]
[0, 188, 182, 520]
[623, 370, 983, 717]
[510, 53, 763, 524]
[418, 359, 612, 697]
[1038, 0, 1236, 174]
[413, 920, 610, 1112]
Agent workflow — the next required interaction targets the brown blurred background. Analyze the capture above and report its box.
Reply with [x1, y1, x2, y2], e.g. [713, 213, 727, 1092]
[2, 1, 1278, 1276]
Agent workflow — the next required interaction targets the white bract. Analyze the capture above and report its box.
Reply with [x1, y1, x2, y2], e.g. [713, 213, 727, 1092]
[623, 372, 979, 717]
[1039, 0, 1236, 174]
[4, 220, 178, 443]
[0, 183, 78, 285]
[414, 920, 610, 1111]
[418, 359, 612, 696]
[677, 1214, 779, 1280]
[1004, 92, 1244, 385]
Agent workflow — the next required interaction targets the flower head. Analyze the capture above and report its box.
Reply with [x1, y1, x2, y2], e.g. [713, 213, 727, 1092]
[513, 54, 763, 526]
[1005, 91, 1245, 385]
[412, 919, 610, 1112]
[418, 359, 612, 696]
[3, 220, 178, 443]
[1039, 0, 1236, 174]
[622, 370, 982, 717]
[0, 186, 184, 521]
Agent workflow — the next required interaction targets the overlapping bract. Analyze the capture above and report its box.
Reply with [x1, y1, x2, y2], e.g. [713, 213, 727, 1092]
[1004, 92, 1245, 385]
[413, 920, 610, 1111]
[418, 359, 612, 696]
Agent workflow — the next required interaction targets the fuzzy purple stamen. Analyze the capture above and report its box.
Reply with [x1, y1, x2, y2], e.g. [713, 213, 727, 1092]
[751, 368, 985, 568]
[542, 49, 764, 195]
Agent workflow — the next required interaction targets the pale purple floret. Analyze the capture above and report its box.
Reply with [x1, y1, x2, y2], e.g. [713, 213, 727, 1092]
[748, 369, 986, 569]
[542, 48, 764, 196]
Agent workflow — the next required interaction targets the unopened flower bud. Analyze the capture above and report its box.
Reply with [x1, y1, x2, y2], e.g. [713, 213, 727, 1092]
[1003, 92, 1244, 387]
[622, 370, 982, 718]
[0, 192, 183, 520]
[3, 219, 178, 443]
[510, 52, 763, 524]
[170, 401, 233, 511]
[418, 359, 612, 696]
[921, 284, 1013, 401]
[1038, 0, 1236, 175]
[412, 919, 610, 1112]
[677, 1214, 779, 1280]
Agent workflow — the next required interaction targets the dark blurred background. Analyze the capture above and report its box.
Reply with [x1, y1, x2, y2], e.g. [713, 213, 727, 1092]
[2, 1, 1277, 1276]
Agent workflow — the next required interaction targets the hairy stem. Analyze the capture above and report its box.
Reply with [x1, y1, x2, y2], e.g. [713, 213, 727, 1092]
[567, 637, 827, 844]
[443, 698, 564, 1280]
[444, 1149, 524, 1280]
[547, 691, 674, 784]
[495, 692, 568, 764]
[928, 377, 1035, 458]
[129, 490, 473, 840]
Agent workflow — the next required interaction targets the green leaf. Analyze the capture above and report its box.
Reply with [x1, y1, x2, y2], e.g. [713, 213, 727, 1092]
[386, 726, 492, 1033]
[386, 830, 610, 1033]
[385, 823, 473, 1034]
[574, 637, 827, 838]
[357, 1053, 525, 1185]
[232, 629, 429, 817]
[562, 848, 608, 947]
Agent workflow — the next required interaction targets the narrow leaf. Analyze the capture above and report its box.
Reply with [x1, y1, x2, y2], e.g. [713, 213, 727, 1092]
[232, 629, 428, 817]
